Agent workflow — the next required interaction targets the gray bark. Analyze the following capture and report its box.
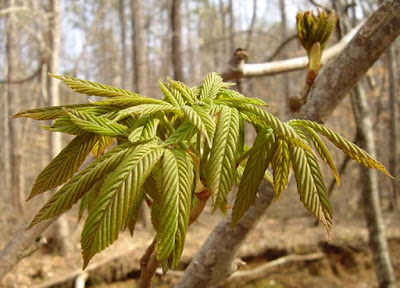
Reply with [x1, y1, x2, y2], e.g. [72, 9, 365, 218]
[48, 0, 72, 256]
[118, 0, 127, 88]
[387, 46, 398, 209]
[352, 84, 396, 288]
[131, 0, 148, 94]
[171, 0, 184, 82]
[279, 0, 290, 115]
[228, 0, 234, 53]
[6, 0, 24, 213]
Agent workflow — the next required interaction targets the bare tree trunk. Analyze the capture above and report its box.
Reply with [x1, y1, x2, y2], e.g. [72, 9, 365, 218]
[171, 0, 184, 82]
[387, 46, 398, 210]
[279, 0, 291, 116]
[118, 0, 127, 88]
[48, 0, 72, 256]
[352, 84, 396, 288]
[131, 0, 149, 227]
[131, 0, 148, 95]
[6, 0, 24, 213]
[228, 0, 234, 53]
[3, 25, 11, 196]
[219, 0, 227, 58]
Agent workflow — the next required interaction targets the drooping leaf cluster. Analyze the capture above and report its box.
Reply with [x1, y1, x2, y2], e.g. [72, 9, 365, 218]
[14, 73, 392, 269]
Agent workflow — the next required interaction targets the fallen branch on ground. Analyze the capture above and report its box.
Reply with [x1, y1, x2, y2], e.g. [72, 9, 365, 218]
[223, 253, 324, 285]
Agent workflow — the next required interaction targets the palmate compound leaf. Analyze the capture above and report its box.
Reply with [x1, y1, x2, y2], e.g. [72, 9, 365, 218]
[65, 109, 128, 137]
[26, 143, 135, 229]
[81, 144, 164, 268]
[182, 105, 215, 146]
[271, 139, 291, 200]
[154, 149, 194, 269]
[51, 74, 145, 98]
[199, 72, 223, 100]
[207, 106, 240, 213]
[288, 132, 333, 231]
[289, 120, 393, 178]
[28, 133, 100, 200]
[232, 128, 277, 226]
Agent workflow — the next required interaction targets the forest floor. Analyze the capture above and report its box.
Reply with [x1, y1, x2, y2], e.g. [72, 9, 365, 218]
[1, 192, 399, 288]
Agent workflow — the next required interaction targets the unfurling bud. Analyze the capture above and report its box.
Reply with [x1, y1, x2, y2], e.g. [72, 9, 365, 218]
[297, 9, 338, 73]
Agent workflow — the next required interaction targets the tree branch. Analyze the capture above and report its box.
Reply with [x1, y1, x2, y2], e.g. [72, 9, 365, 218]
[221, 24, 359, 81]
[294, 0, 400, 122]
[177, 1, 400, 287]
[0, 219, 56, 279]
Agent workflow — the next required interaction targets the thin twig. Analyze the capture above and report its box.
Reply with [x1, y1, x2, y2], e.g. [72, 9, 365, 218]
[264, 34, 298, 62]
[245, 0, 257, 51]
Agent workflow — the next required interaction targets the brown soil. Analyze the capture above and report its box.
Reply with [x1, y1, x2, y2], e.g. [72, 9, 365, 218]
[1, 204, 399, 288]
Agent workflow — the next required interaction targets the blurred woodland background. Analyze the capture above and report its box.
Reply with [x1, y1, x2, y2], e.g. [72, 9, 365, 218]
[0, 0, 399, 287]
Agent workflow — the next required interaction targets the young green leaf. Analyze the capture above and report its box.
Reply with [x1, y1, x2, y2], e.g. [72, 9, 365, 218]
[11, 104, 94, 120]
[290, 120, 393, 178]
[78, 179, 104, 222]
[300, 125, 340, 184]
[159, 80, 185, 108]
[199, 72, 223, 100]
[289, 144, 332, 231]
[271, 139, 291, 200]
[128, 115, 160, 144]
[163, 121, 198, 146]
[238, 104, 312, 152]
[92, 135, 114, 158]
[81, 144, 163, 268]
[28, 133, 99, 199]
[26, 143, 134, 229]
[168, 77, 196, 104]
[155, 149, 193, 268]
[207, 107, 240, 213]
[65, 109, 128, 137]
[113, 103, 180, 122]
[95, 94, 166, 106]
[232, 128, 276, 226]
[168, 150, 193, 268]
[52, 74, 145, 98]
[155, 150, 179, 267]
[182, 105, 215, 146]
[43, 115, 86, 135]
